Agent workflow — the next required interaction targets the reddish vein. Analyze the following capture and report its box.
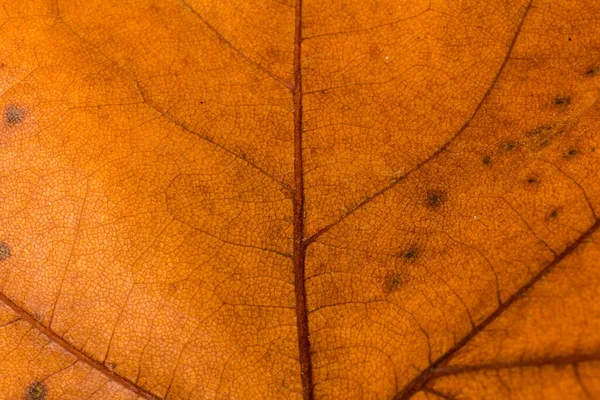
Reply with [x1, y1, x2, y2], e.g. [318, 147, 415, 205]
[180, 0, 293, 89]
[305, 0, 533, 246]
[0, 292, 160, 400]
[291, 0, 313, 398]
[394, 217, 600, 399]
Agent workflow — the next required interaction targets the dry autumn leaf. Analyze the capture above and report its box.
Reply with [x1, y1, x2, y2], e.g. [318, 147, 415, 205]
[0, 0, 599, 399]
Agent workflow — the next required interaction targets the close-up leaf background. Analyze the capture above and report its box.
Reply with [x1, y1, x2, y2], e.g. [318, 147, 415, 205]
[0, 0, 599, 399]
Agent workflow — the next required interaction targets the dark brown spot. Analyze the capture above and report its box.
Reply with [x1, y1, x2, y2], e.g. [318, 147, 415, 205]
[549, 209, 558, 219]
[395, 247, 418, 261]
[0, 242, 10, 261]
[565, 148, 577, 158]
[554, 96, 571, 106]
[426, 190, 446, 208]
[568, 37, 572, 42]
[585, 66, 598, 77]
[530, 125, 552, 136]
[25, 381, 46, 400]
[502, 142, 517, 152]
[527, 177, 537, 184]
[385, 272, 404, 294]
[527, 125, 554, 151]
[482, 155, 491, 165]
[5, 105, 24, 125]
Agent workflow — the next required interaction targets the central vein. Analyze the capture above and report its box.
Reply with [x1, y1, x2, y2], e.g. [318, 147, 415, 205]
[291, 0, 313, 398]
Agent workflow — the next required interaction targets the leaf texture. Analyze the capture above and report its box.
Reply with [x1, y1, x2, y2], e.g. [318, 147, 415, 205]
[0, 0, 599, 399]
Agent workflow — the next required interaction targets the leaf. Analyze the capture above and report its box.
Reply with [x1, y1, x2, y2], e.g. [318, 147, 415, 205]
[0, 0, 599, 399]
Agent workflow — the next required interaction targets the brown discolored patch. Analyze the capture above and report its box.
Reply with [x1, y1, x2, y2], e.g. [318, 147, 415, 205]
[585, 66, 598, 77]
[5, 104, 25, 125]
[554, 95, 571, 107]
[527, 124, 554, 151]
[502, 141, 517, 152]
[402, 247, 418, 261]
[394, 246, 419, 261]
[384, 272, 404, 294]
[0, 242, 10, 261]
[426, 190, 446, 208]
[25, 381, 46, 400]
[549, 209, 559, 219]
[527, 177, 537, 184]
[529, 125, 552, 136]
[565, 148, 577, 158]
[482, 155, 491, 165]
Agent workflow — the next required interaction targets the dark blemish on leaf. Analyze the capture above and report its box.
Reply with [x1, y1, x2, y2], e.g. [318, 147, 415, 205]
[25, 381, 46, 400]
[0, 242, 10, 261]
[426, 190, 446, 208]
[527, 125, 553, 150]
[530, 125, 552, 136]
[527, 177, 537, 184]
[482, 155, 491, 165]
[592, 147, 596, 152]
[568, 37, 572, 42]
[549, 209, 558, 219]
[395, 247, 418, 261]
[403, 248, 417, 260]
[585, 66, 598, 77]
[503, 142, 517, 151]
[5, 105, 24, 125]
[565, 148, 577, 158]
[554, 96, 571, 106]
[385, 272, 404, 294]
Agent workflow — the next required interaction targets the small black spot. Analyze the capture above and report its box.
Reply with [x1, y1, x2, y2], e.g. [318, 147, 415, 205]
[426, 190, 446, 208]
[25, 381, 46, 400]
[527, 177, 537, 184]
[592, 147, 596, 152]
[5, 105, 24, 125]
[503, 142, 517, 151]
[565, 148, 577, 158]
[549, 209, 558, 219]
[482, 155, 491, 165]
[585, 66, 598, 77]
[568, 37, 572, 42]
[554, 96, 571, 106]
[400, 247, 418, 261]
[0, 242, 10, 261]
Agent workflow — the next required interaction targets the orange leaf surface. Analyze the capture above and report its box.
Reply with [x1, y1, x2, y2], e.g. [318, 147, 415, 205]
[0, 0, 599, 399]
